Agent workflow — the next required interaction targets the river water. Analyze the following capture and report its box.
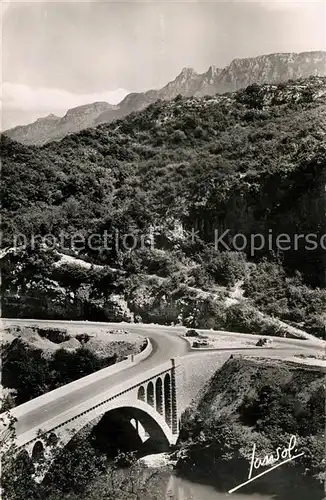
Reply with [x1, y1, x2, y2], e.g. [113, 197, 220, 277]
[137, 464, 324, 500]
[162, 473, 272, 500]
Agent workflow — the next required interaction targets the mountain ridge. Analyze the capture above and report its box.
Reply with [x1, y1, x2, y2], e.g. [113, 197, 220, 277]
[4, 50, 326, 145]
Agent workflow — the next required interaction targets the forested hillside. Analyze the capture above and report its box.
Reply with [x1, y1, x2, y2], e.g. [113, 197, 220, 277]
[2, 77, 326, 336]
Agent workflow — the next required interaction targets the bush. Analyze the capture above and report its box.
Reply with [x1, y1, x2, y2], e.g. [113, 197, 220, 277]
[2, 340, 116, 405]
[37, 327, 70, 344]
[199, 248, 246, 287]
[224, 303, 282, 336]
[304, 315, 325, 338]
[187, 266, 215, 290]
[76, 333, 91, 344]
[244, 260, 326, 338]
[123, 249, 183, 278]
[183, 297, 227, 330]
[171, 130, 187, 144]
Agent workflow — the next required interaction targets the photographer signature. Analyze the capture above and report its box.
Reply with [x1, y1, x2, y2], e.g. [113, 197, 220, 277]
[228, 435, 304, 494]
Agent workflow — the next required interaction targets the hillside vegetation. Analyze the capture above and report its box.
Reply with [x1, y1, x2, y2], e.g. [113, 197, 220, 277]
[1, 77, 326, 337]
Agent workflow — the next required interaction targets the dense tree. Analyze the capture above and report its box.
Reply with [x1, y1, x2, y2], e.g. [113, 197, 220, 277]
[2, 340, 116, 404]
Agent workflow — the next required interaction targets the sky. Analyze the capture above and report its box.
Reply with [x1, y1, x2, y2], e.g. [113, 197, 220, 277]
[2, 0, 325, 129]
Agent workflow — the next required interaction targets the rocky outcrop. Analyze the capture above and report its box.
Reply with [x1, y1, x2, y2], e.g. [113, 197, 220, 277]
[211, 51, 326, 93]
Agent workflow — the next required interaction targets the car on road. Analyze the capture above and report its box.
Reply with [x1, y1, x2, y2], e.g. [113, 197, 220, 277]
[192, 339, 209, 348]
[256, 337, 273, 347]
[185, 329, 199, 337]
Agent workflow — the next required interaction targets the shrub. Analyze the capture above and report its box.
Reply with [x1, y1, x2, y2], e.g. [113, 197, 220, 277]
[200, 248, 246, 287]
[183, 297, 227, 330]
[37, 327, 70, 344]
[123, 249, 182, 278]
[224, 303, 282, 336]
[2, 340, 116, 405]
[76, 333, 91, 344]
[244, 260, 326, 338]
[187, 266, 215, 290]
[171, 130, 187, 144]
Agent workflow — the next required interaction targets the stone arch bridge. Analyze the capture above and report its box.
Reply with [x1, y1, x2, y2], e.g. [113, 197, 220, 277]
[24, 357, 180, 466]
[7, 327, 229, 479]
[2, 318, 305, 479]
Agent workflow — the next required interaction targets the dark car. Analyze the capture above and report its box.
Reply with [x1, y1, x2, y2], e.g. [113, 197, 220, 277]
[185, 329, 199, 337]
[256, 337, 273, 347]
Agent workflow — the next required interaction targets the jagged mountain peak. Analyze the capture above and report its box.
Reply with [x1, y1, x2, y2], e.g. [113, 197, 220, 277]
[206, 64, 218, 74]
[176, 67, 198, 80]
[46, 113, 59, 120]
[203, 65, 222, 84]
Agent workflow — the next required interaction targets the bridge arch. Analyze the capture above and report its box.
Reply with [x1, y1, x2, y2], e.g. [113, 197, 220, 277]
[93, 399, 174, 450]
[155, 377, 163, 415]
[45, 397, 176, 456]
[137, 386, 145, 402]
[164, 373, 171, 426]
[146, 381, 154, 407]
[47, 432, 59, 446]
[30, 397, 175, 483]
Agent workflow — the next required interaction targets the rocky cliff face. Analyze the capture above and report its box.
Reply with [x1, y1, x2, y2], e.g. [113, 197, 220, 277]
[97, 51, 326, 123]
[213, 51, 326, 93]
[4, 51, 326, 145]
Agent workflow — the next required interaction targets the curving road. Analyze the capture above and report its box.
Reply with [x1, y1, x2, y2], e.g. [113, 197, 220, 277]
[1, 318, 324, 440]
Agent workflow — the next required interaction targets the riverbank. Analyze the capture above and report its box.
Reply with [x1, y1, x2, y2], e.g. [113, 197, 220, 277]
[134, 354, 325, 499]
[172, 356, 324, 498]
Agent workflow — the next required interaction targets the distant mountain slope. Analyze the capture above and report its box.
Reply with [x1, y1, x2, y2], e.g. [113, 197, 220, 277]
[5, 101, 116, 146]
[4, 51, 326, 146]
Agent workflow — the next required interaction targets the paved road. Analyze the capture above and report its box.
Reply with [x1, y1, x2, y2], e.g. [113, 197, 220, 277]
[1, 318, 324, 439]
